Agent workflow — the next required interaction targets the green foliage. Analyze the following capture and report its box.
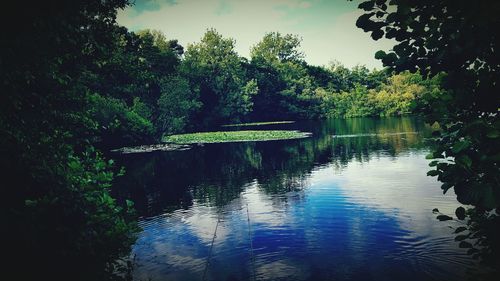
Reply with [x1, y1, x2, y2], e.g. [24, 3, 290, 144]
[132, 96, 153, 120]
[248, 34, 433, 120]
[85, 27, 186, 142]
[241, 79, 259, 114]
[326, 84, 375, 118]
[182, 29, 255, 125]
[135, 29, 183, 81]
[250, 32, 304, 64]
[250, 33, 326, 119]
[162, 130, 310, 144]
[371, 72, 426, 116]
[432, 207, 500, 279]
[157, 76, 202, 135]
[1, 1, 140, 280]
[328, 62, 388, 91]
[89, 93, 154, 147]
[136, 29, 184, 57]
[324, 72, 439, 118]
[16, 147, 139, 281]
[357, 0, 500, 269]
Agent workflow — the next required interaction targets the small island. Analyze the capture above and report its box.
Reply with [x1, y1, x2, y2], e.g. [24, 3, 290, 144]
[162, 130, 311, 144]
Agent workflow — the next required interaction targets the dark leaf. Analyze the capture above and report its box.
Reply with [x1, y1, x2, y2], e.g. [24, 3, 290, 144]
[371, 29, 385, 40]
[437, 215, 453, 221]
[381, 52, 398, 65]
[427, 170, 439, 176]
[386, 12, 398, 23]
[451, 141, 469, 153]
[356, 13, 375, 29]
[358, 1, 375, 11]
[486, 129, 499, 138]
[455, 207, 466, 220]
[374, 50, 386, 60]
[456, 155, 472, 168]
[459, 241, 473, 248]
[441, 183, 453, 193]
[467, 248, 479, 255]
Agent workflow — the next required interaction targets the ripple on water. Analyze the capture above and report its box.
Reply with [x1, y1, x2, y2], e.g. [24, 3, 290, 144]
[122, 120, 480, 281]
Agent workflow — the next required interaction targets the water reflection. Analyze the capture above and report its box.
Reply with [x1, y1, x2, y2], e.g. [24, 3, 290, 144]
[114, 117, 477, 281]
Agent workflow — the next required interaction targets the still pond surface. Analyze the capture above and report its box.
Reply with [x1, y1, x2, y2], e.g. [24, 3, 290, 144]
[114, 117, 478, 281]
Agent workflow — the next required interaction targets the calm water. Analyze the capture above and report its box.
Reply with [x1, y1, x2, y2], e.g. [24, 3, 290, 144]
[114, 117, 478, 281]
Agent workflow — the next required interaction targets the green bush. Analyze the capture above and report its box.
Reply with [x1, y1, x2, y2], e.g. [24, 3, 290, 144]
[89, 93, 154, 147]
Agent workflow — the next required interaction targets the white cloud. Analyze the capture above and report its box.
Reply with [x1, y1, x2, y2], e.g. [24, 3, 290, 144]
[311, 151, 461, 235]
[240, 182, 292, 227]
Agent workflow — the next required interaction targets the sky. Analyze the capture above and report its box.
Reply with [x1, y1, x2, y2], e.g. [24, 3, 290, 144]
[117, 0, 395, 69]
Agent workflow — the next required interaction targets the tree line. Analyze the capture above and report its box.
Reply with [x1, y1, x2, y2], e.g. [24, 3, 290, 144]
[87, 28, 442, 148]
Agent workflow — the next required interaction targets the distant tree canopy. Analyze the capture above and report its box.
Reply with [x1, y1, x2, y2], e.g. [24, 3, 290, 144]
[90, 27, 436, 132]
[357, 0, 500, 271]
[182, 29, 256, 125]
[251, 32, 304, 64]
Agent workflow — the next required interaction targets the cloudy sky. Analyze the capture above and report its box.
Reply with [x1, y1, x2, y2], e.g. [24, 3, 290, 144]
[117, 0, 395, 69]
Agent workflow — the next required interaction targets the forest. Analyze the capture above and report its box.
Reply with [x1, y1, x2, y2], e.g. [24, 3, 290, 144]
[1, 0, 498, 281]
[74, 27, 443, 148]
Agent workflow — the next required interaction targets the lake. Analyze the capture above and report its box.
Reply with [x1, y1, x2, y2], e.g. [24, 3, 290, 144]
[114, 117, 478, 281]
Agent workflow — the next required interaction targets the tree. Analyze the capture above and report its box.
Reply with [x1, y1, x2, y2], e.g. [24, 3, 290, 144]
[250, 32, 324, 119]
[89, 93, 154, 147]
[85, 28, 186, 141]
[136, 29, 183, 82]
[1, 1, 139, 280]
[326, 84, 375, 118]
[371, 72, 426, 116]
[250, 32, 304, 65]
[156, 76, 202, 135]
[182, 29, 255, 125]
[327, 61, 388, 92]
[357, 0, 500, 270]
[276, 61, 323, 118]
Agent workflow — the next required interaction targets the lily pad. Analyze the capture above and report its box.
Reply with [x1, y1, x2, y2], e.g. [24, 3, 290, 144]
[162, 130, 311, 144]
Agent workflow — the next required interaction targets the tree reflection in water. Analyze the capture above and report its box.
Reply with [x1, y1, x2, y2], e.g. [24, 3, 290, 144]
[113, 117, 430, 217]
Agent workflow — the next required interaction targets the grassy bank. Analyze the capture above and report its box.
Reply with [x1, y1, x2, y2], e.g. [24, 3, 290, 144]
[163, 130, 310, 144]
